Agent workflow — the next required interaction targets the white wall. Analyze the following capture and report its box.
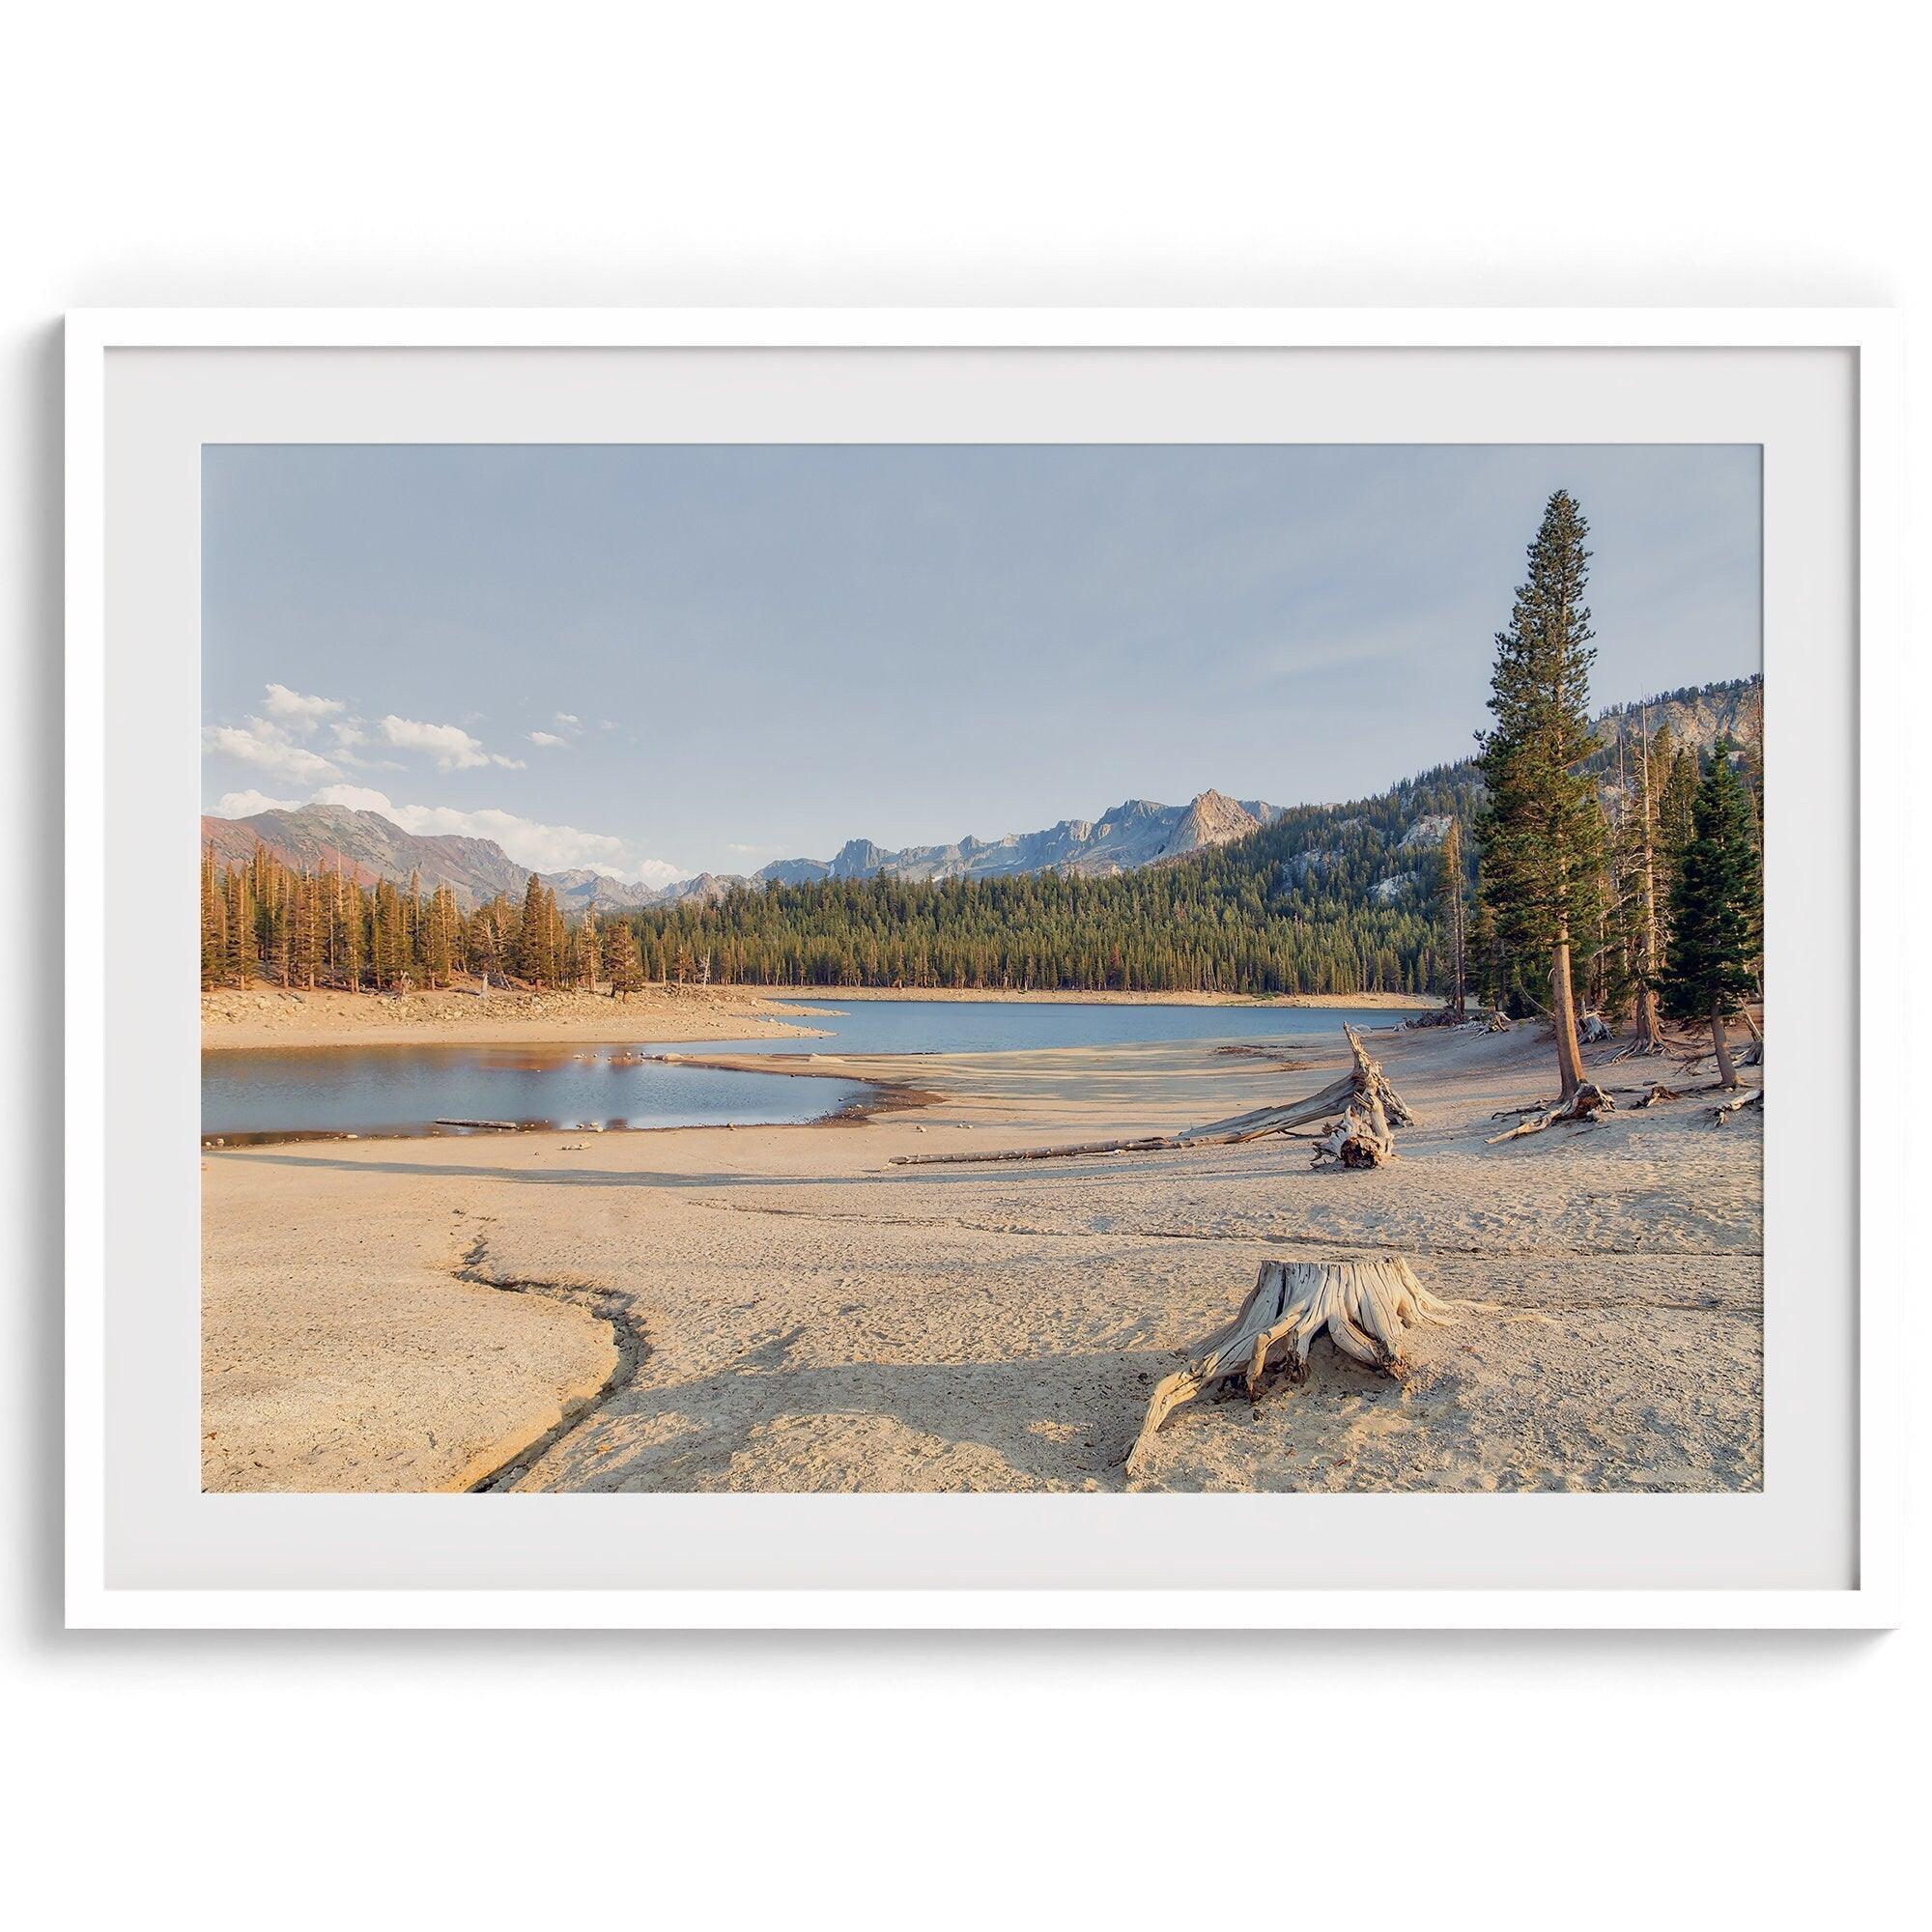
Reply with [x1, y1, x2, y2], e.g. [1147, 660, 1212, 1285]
[6, 5, 1922, 1925]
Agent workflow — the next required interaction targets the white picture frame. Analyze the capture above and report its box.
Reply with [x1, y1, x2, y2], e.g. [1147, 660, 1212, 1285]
[66, 308, 1904, 1630]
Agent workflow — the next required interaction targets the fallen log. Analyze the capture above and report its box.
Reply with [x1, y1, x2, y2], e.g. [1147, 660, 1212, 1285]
[889, 1025, 1413, 1168]
[1633, 1082, 1682, 1108]
[435, 1118, 519, 1131]
[1124, 1257, 1460, 1474]
[1712, 1089, 1763, 1124]
[1486, 1080, 1613, 1144]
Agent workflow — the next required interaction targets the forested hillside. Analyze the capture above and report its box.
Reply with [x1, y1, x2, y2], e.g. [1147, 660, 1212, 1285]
[201, 674, 1760, 1004]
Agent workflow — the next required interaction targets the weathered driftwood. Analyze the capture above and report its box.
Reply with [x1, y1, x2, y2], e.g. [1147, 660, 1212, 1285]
[888, 1025, 1413, 1168]
[1311, 1101, 1392, 1167]
[1740, 1009, 1764, 1067]
[1481, 1009, 1512, 1033]
[1577, 1011, 1611, 1044]
[1124, 1257, 1458, 1473]
[1712, 1088, 1763, 1124]
[1486, 1080, 1613, 1144]
[1633, 1082, 1682, 1108]
[435, 1118, 519, 1131]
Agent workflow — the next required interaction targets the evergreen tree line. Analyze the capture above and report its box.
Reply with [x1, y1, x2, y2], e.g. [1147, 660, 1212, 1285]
[202, 719, 1758, 1011]
[201, 491, 1759, 1026]
[200, 847, 648, 996]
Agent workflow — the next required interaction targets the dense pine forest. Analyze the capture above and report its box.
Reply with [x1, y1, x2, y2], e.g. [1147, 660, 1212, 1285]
[200, 671, 1759, 1011]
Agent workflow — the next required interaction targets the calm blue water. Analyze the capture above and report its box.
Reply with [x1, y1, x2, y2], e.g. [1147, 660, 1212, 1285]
[201, 1000, 1425, 1144]
[741, 997, 1425, 1057]
[201, 1041, 870, 1145]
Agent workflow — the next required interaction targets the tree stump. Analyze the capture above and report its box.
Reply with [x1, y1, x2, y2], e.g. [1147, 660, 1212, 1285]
[1486, 1080, 1613, 1144]
[1124, 1257, 1457, 1475]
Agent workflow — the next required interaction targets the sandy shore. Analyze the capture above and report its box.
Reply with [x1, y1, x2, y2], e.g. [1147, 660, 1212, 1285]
[201, 980, 832, 1051]
[202, 1013, 1762, 1494]
[201, 978, 1435, 1052]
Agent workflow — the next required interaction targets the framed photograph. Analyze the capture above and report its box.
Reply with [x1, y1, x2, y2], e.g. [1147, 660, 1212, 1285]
[66, 309, 1901, 1629]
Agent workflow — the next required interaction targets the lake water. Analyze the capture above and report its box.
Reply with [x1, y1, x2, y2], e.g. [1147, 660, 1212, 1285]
[201, 999, 1426, 1144]
[201, 1042, 871, 1145]
[758, 997, 1423, 1057]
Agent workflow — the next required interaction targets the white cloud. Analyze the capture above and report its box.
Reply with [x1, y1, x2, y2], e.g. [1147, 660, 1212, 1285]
[490, 753, 526, 770]
[308, 784, 396, 814]
[203, 719, 339, 782]
[527, 730, 567, 748]
[306, 785, 688, 887]
[213, 789, 298, 818]
[554, 712, 582, 727]
[377, 714, 493, 771]
[260, 683, 346, 733]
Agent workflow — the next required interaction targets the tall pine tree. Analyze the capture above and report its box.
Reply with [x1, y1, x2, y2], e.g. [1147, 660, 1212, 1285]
[1474, 490, 1606, 1098]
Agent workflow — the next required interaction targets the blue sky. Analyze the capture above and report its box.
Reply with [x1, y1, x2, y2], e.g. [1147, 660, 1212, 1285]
[203, 443, 1760, 882]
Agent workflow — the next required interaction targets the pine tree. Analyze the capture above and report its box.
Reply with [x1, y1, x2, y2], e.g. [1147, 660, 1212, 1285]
[1660, 742, 1762, 1089]
[200, 842, 226, 990]
[1435, 818, 1467, 1018]
[1658, 744, 1698, 894]
[424, 884, 456, 987]
[603, 918, 644, 998]
[1473, 490, 1606, 1098]
[515, 873, 553, 985]
[225, 871, 251, 986]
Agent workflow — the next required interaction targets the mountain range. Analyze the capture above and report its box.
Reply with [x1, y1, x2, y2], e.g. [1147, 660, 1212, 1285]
[200, 789, 1287, 913]
[199, 676, 1759, 914]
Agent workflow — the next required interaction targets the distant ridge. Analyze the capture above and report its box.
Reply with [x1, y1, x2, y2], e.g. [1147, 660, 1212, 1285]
[199, 788, 1289, 913]
[751, 790, 1284, 889]
[199, 676, 1759, 915]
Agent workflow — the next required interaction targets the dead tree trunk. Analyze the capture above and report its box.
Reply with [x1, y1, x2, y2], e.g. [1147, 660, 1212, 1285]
[1487, 1080, 1613, 1144]
[1740, 1009, 1763, 1067]
[1125, 1257, 1461, 1475]
[1631, 698, 1666, 1056]
[1712, 1003, 1740, 1089]
[1630, 980, 1665, 1056]
[890, 1025, 1413, 1168]
[1551, 934, 1585, 1101]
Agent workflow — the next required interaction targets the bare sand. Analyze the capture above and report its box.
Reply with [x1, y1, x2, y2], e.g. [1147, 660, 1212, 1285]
[201, 980, 831, 1051]
[202, 1015, 1762, 1494]
[200, 979, 1431, 1053]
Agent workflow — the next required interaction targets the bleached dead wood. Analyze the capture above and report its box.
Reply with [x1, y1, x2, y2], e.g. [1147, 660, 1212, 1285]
[1485, 1080, 1614, 1144]
[1712, 1088, 1763, 1124]
[1124, 1257, 1459, 1473]
[1311, 1101, 1393, 1167]
[889, 1025, 1413, 1168]
[1577, 1011, 1611, 1044]
[1740, 1009, 1764, 1067]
